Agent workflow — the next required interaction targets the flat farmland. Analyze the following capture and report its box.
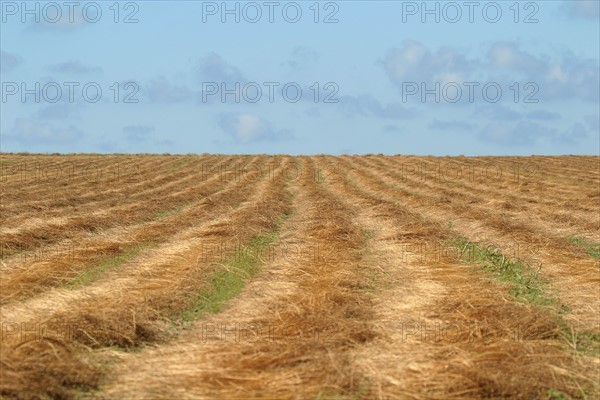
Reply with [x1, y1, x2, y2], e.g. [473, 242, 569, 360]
[1, 154, 599, 399]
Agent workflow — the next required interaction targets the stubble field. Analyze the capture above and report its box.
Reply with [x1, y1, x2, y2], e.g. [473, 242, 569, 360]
[0, 154, 599, 399]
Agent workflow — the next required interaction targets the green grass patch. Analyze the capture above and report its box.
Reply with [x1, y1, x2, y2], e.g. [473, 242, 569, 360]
[561, 329, 600, 357]
[0, 160, 16, 164]
[385, 181, 416, 196]
[67, 243, 155, 289]
[170, 158, 194, 171]
[451, 238, 555, 306]
[568, 236, 600, 259]
[181, 213, 289, 322]
[545, 389, 568, 400]
[452, 238, 600, 359]
[362, 229, 375, 239]
[316, 164, 347, 184]
[151, 203, 189, 220]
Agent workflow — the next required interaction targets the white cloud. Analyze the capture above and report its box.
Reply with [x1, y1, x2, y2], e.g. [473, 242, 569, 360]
[479, 121, 556, 146]
[36, 103, 82, 120]
[428, 120, 476, 131]
[197, 53, 246, 84]
[144, 76, 193, 103]
[382, 40, 475, 84]
[383, 41, 599, 103]
[0, 51, 22, 72]
[526, 110, 562, 121]
[285, 46, 319, 70]
[5, 118, 84, 145]
[48, 60, 102, 74]
[123, 125, 155, 141]
[218, 113, 293, 143]
[338, 95, 416, 119]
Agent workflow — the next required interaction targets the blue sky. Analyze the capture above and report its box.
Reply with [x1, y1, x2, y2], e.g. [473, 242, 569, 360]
[1, 0, 598, 155]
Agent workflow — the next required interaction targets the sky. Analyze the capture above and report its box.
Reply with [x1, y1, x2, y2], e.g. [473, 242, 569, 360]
[0, 0, 599, 155]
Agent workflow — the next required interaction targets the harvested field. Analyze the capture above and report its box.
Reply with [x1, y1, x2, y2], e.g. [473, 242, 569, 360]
[1, 154, 599, 399]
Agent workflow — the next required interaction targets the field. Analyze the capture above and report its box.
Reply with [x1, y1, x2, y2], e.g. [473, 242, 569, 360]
[0, 154, 599, 399]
